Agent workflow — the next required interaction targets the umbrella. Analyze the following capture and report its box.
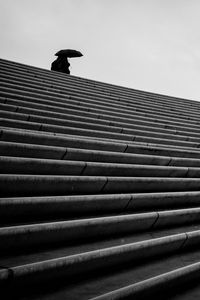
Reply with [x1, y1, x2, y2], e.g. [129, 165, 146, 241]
[55, 49, 83, 58]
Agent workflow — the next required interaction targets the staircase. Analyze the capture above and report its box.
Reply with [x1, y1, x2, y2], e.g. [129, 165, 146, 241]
[1, 58, 200, 299]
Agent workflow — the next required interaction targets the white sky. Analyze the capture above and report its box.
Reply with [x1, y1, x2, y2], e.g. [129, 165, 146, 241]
[1, 0, 200, 101]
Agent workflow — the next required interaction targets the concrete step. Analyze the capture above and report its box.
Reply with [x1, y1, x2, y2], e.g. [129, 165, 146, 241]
[1, 74, 200, 122]
[1, 68, 199, 120]
[3, 156, 200, 177]
[1, 86, 200, 134]
[2, 223, 199, 267]
[1, 191, 200, 223]
[1, 85, 200, 128]
[3, 95, 200, 135]
[1, 129, 195, 156]
[1, 58, 200, 111]
[2, 208, 200, 252]
[2, 107, 200, 144]
[2, 117, 200, 149]
[0, 60, 199, 122]
[1, 66, 196, 115]
[2, 58, 200, 299]
[0, 110, 200, 143]
[3, 102, 200, 140]
[91, 261, 200, 300]
[2, 128, 200, 159]
[0, 191, 200, 221]
[2, 241, 200, 299]
[1, 175, 200, 197]
[3, 141, 200, 167]
[1, 229, 200, 293]
[2, 70, 196, 116]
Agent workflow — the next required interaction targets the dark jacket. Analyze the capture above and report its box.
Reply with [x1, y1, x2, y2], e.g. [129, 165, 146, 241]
[51, 56, 70, 74]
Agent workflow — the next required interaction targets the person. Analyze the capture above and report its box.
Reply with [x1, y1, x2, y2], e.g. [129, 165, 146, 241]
[51, 56, 70, 74]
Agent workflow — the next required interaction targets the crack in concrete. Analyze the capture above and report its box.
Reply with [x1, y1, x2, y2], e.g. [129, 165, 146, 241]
[185, 168, 190, 178]
[167, 157, 172, 166]
[100, 177, 109, 193]
[179, 233, 189, 250]
[80, 162, 87, 175]
[123, 144, 129, 153]
[150, 212, 160, 229]
[38, 124, 43, 131]
[61, 148, 68, 160]
[123, 195, 133, 211]
[132, 136, 136, 142]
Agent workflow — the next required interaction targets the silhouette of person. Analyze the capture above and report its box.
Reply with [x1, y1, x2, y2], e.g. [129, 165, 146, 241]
[51, 56, 70, 74]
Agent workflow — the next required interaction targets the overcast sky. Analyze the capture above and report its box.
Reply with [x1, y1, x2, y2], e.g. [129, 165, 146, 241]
[1, 0, 200, 101]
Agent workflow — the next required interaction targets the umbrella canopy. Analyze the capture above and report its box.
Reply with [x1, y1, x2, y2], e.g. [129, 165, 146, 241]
[55, 49, 83, 58]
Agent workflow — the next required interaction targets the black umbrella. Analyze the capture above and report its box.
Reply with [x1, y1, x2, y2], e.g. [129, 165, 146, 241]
[55, 49, 83, 58]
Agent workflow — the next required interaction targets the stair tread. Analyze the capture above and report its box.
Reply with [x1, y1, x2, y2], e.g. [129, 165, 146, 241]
[1, 58, 200, 298]
[28, 251, 200, 300]
[1, 224, 199, 268]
